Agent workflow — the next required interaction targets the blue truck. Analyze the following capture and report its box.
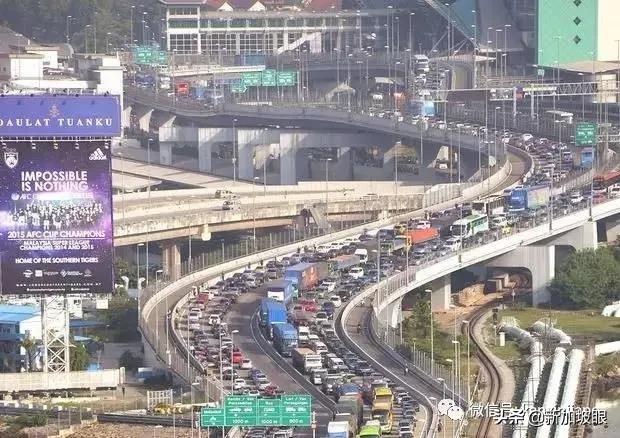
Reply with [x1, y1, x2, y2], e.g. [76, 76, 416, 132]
[508, 185, 550, 213]
[284, 262, 328, 293]
[266, 279, 295, 305]
[259, 298, 287, 339]
[272, 323, 298, 357]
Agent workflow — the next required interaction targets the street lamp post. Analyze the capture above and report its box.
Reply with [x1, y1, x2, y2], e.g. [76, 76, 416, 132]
[230, 329, 239, 395]
[437, 378, 447, 438]
[462, 319, 471, 404]
[232, 118, 238, 182]
[394, 141, 400, 214]
[66, 16, 72, 43]
[323, 158, 332, 231]
[262, 128, 268, 194]
[425, 288, 434, 376]
[253, 176, 260, 244]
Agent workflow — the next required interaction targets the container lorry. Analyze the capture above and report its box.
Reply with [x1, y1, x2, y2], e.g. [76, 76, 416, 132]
[266, 279, 294, 304]
[291, 347, 323, 373]
[272, 323, 298, 357]
[328, 255, 360, 274]
[284, 262, 328, 293]
[405, 227, 440, 245]
[336, 395, 363, 432]
[508, 185, 550, 213]
[327, 421, 349, 438]
[259, 298, 287, 339]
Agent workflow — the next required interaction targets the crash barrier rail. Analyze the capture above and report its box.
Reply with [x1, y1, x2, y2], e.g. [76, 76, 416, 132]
[139, 156, 512, 419]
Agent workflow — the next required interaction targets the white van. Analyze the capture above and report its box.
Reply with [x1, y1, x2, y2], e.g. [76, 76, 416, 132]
[311, 340, 328, 355]
[354, 248, 368, 263]
[327, 355, 345, 371]
[207, 314, 221, 325]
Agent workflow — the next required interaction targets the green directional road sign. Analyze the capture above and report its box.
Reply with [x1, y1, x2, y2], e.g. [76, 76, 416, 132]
[261, 69, 277, 86]
[231, 83, 247, 93]
[200, 395, 311, 427]
[277, 70, 297, 86]
[241, 71, 262, 87]
[225, 395, 256, 426]
[257, 397, 282, 426]
[200, 407, 226, 427]
[133, 46, 167, 65]
[281, 395, 312, 426]
[575, 122, 597, 146]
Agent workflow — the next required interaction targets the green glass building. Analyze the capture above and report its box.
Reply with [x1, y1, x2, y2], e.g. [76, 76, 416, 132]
[537, 0, 620, 66]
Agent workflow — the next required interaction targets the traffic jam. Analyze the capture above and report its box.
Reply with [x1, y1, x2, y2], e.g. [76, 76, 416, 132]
[175, 119, 613, 438]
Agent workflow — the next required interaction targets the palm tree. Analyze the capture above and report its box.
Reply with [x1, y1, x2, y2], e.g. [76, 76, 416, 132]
[20, 334, 38, 372]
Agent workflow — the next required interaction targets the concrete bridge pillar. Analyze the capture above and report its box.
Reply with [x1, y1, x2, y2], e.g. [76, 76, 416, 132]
[377, 295, 404, 329]
[547, 220, 598, 250]
[279, 132, 299, 185]
[604, 216, 620, 243]
[159, 142, 173, 165]
[136, 108, 154, 132]
[486, 245, 555, 306]
[159, 114, 177, 129]
[237, 129, 280, 181]
[122, 105, 132, 130]
[161, 241, 181, 280]
[429, 274, 452, 312]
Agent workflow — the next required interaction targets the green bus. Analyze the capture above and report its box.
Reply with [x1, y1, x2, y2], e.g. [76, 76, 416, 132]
[450, 214, 489, 238]
[357, 424, 382, 438]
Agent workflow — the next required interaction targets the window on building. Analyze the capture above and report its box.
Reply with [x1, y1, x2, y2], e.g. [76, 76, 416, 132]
[286, 19, 303, 28]
[230, 19, 246, 28]
[170, 34, 199, 54]
[211, 19, 228, 28]
[240, 33, 270, 53]
[249, 19, 266, 28]
[205, 33, 236, 54]
[306, 18, 323, 28]
[268, 19, 284, 28]
[169, 7, 197, 16]
[169, 19, 198, 29]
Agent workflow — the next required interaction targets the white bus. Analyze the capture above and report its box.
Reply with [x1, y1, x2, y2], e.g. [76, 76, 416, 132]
[413, 54, 430, 73]
[450, 214, 489, 238]
[471, 195, 506, 216]
[546, 110, 573, 124]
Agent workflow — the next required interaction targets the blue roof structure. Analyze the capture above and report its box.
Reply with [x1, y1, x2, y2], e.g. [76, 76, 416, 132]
[0, 304, 39, 324]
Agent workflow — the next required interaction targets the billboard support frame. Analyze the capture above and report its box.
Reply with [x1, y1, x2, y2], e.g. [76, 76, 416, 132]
[42, 295, 71, 373]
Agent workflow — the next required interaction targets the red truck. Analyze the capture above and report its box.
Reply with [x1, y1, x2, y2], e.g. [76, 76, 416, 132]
[405, 227, 439, 245]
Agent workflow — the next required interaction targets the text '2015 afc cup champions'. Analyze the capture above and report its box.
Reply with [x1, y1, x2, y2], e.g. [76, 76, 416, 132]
[0, 96, 120, 294]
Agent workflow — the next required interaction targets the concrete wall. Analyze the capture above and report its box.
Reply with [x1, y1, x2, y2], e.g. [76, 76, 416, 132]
[0, 369, 124, 392]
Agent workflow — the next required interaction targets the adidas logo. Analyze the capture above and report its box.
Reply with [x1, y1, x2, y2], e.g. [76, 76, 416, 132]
[89, 148, 107, 161]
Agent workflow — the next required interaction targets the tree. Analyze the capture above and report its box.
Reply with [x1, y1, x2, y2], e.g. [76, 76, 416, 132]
[19, 334, 38, 372]
[550, 247, 620, 309]
[70, 342, 90, 371]
[99, 294, 139, 341]
[0, 0, 161, 51]
[119, 349, 143, 371]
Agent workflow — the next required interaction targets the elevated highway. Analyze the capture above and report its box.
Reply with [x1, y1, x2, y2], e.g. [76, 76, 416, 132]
[118, 87, 513, 248]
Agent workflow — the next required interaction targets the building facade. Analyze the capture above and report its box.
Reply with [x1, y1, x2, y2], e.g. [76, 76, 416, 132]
[160, 0, 392, 55]
[537, 0, 620, 66]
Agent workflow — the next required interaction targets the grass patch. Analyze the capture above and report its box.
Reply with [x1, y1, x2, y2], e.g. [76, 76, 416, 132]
[498, 306, 620, 343]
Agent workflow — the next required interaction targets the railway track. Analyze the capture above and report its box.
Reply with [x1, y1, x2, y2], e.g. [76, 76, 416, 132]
[466, 302, 503, 438]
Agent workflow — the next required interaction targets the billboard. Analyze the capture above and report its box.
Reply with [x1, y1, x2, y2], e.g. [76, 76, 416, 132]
[0, 96, 121, 137]
[0, 142, 114, 294]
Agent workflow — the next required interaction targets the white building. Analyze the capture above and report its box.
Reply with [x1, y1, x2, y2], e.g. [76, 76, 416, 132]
[160, 0, 392, 55]
[0, 304, 63, 373]
[0, 41, 124, 124]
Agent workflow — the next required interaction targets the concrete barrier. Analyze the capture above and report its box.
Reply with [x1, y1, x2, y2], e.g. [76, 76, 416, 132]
[0, 369, 124, 393]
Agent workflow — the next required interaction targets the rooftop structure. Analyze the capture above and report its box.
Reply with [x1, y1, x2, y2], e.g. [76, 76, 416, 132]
[160, 0, 390, 55]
